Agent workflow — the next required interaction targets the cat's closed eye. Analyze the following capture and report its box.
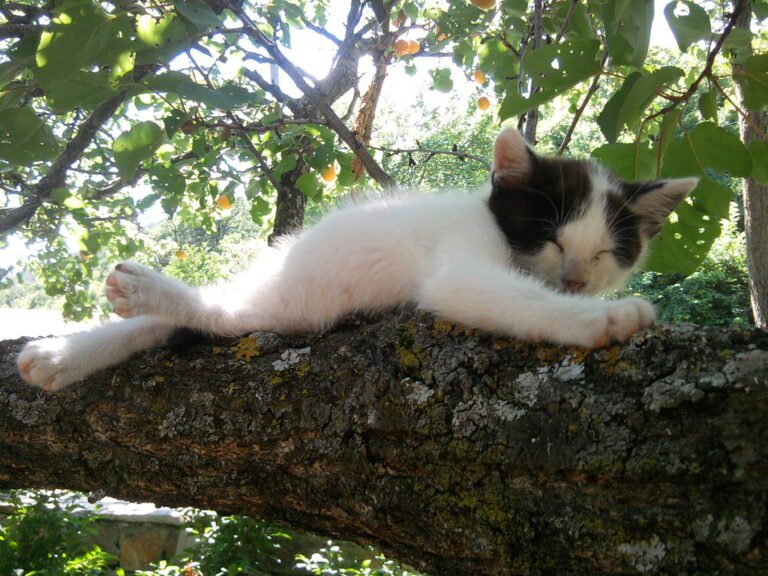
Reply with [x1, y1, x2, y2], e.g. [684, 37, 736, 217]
[592, 250, 613, 264]
[549, 240, 564, 253]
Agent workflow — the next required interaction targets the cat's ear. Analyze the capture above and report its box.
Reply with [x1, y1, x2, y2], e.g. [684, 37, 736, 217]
[624, 177, 699, 237]
[493, 127, 532, 182]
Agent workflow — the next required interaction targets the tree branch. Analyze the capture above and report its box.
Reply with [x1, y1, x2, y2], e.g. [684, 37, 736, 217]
[0, 65, 156, 237]
[233, 6, 397, 190]
[370, 144, 491, 170]
[1, 313, 767, 575]
[645, 1, 747, 124]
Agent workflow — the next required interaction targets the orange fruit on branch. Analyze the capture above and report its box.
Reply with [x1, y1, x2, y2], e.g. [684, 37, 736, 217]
[477, 96, 491, 110]
[470, 0, 496, 9]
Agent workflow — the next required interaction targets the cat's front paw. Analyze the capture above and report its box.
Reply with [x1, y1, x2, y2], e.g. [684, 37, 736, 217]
[593, 297, 655, 347]
[106, 261, 161, 318]
[17, 338, 84, 392]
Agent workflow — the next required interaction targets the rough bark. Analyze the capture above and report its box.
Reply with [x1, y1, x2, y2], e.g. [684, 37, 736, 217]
[1, 309, 767, 575]
[731, 0, 768, 328]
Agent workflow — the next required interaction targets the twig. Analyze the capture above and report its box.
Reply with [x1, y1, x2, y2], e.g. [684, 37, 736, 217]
[709, 73, 767, 139]
[554, 0, 578, 44]
[644, 0, 747, 124]
[232, 4, 397, 190]
[558, 50, 609, 155]
[370, 145, 491, 170]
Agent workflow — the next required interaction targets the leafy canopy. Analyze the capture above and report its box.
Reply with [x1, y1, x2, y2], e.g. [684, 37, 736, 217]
[0, 0, 765, 317]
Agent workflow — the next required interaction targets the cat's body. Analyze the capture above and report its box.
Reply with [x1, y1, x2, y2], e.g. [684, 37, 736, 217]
[18, 128, 697, 391]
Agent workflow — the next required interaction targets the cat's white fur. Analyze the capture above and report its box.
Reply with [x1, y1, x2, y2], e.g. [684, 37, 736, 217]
[17, 128, 697, 391]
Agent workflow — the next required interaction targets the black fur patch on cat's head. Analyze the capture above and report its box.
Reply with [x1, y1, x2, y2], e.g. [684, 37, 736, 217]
[489, 142, 593, 255]
[605, 188, 644, 267]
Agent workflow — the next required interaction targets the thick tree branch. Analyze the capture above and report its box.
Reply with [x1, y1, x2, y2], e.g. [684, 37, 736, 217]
[1, 311, 767, 575]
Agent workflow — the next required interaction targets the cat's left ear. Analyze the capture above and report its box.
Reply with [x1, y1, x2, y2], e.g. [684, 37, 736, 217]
[493, 127, 533, 182]
[623, 177, 699, 238]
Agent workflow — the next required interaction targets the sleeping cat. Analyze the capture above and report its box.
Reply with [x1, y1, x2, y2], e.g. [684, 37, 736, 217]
[17, 127, 697, 392]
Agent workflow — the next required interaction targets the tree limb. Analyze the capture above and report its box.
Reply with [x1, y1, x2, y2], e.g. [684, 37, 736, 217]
[0, 65, 156, 237]
[1, 311, 767, 575]
[234, 6, 397, 190]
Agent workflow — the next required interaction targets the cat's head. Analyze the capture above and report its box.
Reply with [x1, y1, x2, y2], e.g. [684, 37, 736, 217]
[488, 127, 698, 295]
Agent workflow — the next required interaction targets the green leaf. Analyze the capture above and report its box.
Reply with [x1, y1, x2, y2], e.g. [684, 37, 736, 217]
[50, 188, 71, 203]
[273, 154, 298, 177]
[697, 88, 717, 121]
[161, 195, 180, 216]
[163, 110, 191, 138]
[663, 1, 711, 52]
[599, 0, 654, 68]
[250, 197, 271, 222]
[591, 142, 657, 181]
[748, 140, 768, 185]
[430, 68, 453, 92]
[0, 107, 59, 165]
[151, 165, 186, 196]
[174, 0, 220, 31]
[296, 172, 320, 199]
[658, 108, 682, 157]
[597, 67, 684, 143]
[754, 1, 768, 20]
[45, 70, 118, 113]
[34, 0, 134, 99]
[177, 81, 257, 110]
[307, 140, 336, 171]
[722, 28, 752, 50]
[135, 13, 191, 64]
[663, 122, 752, 178]
[499, 40, 601, 119]
[645, 193, 721, 275]
[734, 54, 768, 110]
[113, 122, 164, 181]
[403, 2, 419, 21]
[477, 39, 518, 81]
[501, 0, 528, 16]
[556, 1, 593, 40]
[64, 195, 86, 210]
[137, 193, 162, 210]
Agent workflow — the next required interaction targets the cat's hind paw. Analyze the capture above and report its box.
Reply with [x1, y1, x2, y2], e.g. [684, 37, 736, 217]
[17, 338, 83, 392]
[106, 261, 160, 318]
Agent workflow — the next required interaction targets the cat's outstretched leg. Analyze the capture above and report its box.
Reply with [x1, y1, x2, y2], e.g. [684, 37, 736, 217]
[17, 316, 175, 391]
[418, 262, 655, 348]
[105, 261, 280, 336]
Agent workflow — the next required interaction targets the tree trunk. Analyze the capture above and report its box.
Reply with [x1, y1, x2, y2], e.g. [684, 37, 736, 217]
[731, 0, 768, 328]
[1, 310, 767, 575]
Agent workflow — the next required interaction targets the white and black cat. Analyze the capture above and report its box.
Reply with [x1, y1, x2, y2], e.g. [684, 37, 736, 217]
[17, 127, 697, 391]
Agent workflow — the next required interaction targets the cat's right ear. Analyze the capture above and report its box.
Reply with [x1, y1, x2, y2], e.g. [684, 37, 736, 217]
[493, 127, 532, 183]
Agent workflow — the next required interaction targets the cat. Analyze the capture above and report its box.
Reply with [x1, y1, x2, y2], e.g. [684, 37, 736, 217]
[17, 127, 697, 392]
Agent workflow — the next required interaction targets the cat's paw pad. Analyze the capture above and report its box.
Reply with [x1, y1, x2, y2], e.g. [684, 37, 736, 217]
[603, 297, 655, 344]
[106, 261, 157, 318]
[17, 338, 81, 392]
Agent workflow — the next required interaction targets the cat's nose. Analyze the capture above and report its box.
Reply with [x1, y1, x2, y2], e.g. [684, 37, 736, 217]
[563, 278, 586, 293]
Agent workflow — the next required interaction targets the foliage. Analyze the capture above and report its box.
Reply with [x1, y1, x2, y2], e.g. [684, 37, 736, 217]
[0, 490, 113, 575]
[625, 219, 752, 327]
[0, 0, 764, 319]
[176, 512, 290, 575]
